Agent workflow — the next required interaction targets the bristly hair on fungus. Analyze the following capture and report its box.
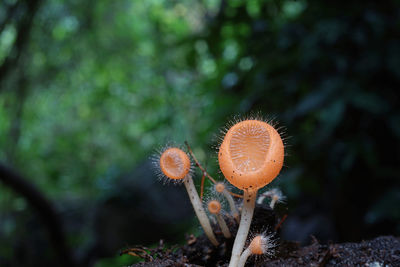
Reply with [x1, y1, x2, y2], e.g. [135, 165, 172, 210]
[238, 233, 276, 267]
[153, 145, 219, 246]
[213, 182, 240, 223]
[218, 118, 285, 267]
[207, 199, 232, 238]
[149, 115, 287, 267]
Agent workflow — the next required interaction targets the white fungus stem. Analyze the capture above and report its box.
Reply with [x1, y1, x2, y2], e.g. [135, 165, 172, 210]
[270, 196, 278, 209]
[223, 189, 240, 223]
[256, 192, 269, 205]
[237, 246, 252, 267]
[183, 176, 219, 246]
[216, 214, 231, 238]
[228, 190, 257, 267]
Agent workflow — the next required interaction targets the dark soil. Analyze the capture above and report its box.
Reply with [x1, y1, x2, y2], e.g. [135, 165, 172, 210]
[128, 205, 400, 267]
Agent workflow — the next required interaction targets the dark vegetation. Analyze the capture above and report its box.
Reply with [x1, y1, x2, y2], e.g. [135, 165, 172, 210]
[0, 0, 399, 266]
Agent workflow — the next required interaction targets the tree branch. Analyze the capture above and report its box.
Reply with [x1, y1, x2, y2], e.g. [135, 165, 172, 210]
[0, 163, 75, 267]
[0, 0, 41, 90]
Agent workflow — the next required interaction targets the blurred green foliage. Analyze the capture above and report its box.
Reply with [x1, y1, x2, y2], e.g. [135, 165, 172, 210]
[0, 0, 399, 266]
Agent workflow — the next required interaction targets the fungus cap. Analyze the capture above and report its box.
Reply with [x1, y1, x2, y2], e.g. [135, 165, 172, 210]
[249, 235, 272, 255]
[208, 200, 222, 214]
[215, 182, 225, 193]
[159, 147, 191, 180]
[218, 119, 284, 190]
[249, 236, 264, 255]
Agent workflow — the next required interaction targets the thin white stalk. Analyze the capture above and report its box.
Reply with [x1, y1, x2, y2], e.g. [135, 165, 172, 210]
[269, 196, 278, 209]
[223, 189, 240, 223]
[237, 247, 252, 267]
[228, 190, 257, 267]
[183, 176, 219, 246]
[256, 192, 270, 205]
[216, 214, 231, 238]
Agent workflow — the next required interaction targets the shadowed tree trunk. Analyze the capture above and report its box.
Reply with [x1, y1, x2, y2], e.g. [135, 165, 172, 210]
[0, 163, 75, 267]
[0, 0, 41, 89]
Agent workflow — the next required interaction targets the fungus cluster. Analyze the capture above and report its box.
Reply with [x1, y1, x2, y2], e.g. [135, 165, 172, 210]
[153, 118, 286, 267]
[155, 147, 219, 246]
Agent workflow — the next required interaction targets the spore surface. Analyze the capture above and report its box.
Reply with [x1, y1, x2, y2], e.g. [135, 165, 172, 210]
[160, 149, 185, 178]
[229, 122, 270, 172]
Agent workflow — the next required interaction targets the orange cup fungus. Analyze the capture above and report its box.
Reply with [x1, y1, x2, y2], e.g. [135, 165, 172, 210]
[208, 200, 222, 214]
[249, 235, 265, 255]
[215, 182, 225, 193]
[218, 119, 284, 191]
[159, 147, 191, 180]
[238, 234, 274, 267]
[157, 146, 219, 246]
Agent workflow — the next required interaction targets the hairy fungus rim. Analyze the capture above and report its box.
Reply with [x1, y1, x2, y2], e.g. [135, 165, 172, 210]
[218, 119, 284, 190]
[208, 200, 222, 214]
[159, 147, 191, 180]
[250, 235, 264, 255]
[215, 182, 225, 193]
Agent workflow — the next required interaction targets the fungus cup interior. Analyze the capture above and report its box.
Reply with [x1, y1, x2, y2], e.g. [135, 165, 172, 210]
[208, 200, 221, 214]
[215, 183, 225, 193]
[250, 236, 264, 255]
[219, 120, 284, 190]
[160, 147, 190, 180]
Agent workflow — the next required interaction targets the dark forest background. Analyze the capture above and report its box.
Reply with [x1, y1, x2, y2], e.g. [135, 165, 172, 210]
[0, 0, 399, 266]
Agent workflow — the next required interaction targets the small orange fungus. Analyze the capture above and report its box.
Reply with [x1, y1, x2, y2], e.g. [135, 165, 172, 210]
[249, 235, 264, 255]
[208, 200, 221, 214]
[238, 234, 275, 267]
[215, 182, 225, 193]
[159, 147, 191, 180]
[218, 119, 284, 191]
